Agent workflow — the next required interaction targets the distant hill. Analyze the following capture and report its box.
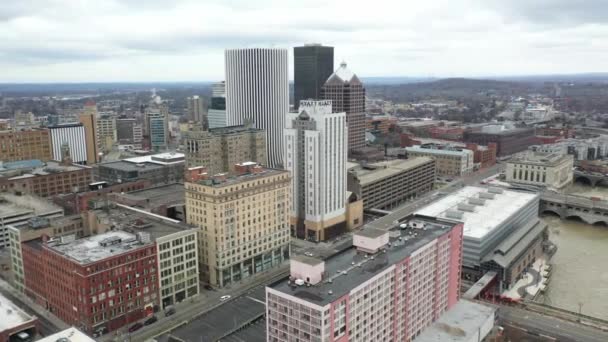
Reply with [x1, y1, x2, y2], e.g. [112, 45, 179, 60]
[360, 77, 437, 85]
[0, 82, 214, 96]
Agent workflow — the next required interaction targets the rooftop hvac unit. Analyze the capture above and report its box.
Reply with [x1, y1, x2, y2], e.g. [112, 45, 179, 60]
[457, 203, 476, 212]
[468, 198, 486, 206]
[446, 210, 464, 219]
[136, 231, 151, 244]
[479, 192, 496, 200]
[295, 279, 305, 286]
[60, 234, 76, 244]
[488, 187, 504, 194]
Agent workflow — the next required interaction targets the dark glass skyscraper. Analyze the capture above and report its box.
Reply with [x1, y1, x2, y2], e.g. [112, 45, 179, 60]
[293, 44, 334, 109]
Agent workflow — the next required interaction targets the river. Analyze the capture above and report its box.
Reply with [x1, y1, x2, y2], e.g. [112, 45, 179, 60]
[539, 184, 608, 320]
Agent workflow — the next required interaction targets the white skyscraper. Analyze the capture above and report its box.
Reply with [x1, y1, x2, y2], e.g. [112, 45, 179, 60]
[284, 100, 347, 242]
[225, 48, 289, 167]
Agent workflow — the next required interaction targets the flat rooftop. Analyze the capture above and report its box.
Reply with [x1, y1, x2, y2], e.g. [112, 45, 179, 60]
[0, 292, 36, 332]
[509, 151, 571, 166]
[406, 145, 470, 157]
[415, 186, 538, 239]
[92, 204, 195, 241]
[414, 300, 496, 342]
[271, 216, 456, 306]
[118, 183, 185, 208]
[350, 157, 434, 186]
[46, 230, 153, 264]
[194, 168, 288, 187]
[36, 327, 95, 342]
[0, 160, 88, 179]
[124, 152, 185, 165]
[0, 193, 63, 220]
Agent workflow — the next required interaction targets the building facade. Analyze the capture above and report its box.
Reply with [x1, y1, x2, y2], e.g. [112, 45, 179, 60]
[506, 152, 574, 189]
[406, 144, 474, 177]
[321, 62, 366, 152]
[183, 125, 267, 174]
[116, 118, 143, 147]
[0, 161, 92, 198]
[348, 157, 436, 210]
[208, 81, 227, 129]
[22, 231, 158, 334]
[187, 95, 207, 128]
[185, 163, 291, 287]
[284, 100, 348, 241]
[464, 127, 536, 157]
[266, 216, 463, 342]
[0, 128, 52, 162]
[96, 115, 117, 151]
[79, 112, 99, 165]
[225, 48, 289, 167]
[49, 124, 89, 164]
[294, 44, 334, 109]
[95, 152, 185, 185]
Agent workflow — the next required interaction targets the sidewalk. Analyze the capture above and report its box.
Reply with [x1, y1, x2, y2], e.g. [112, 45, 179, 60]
[0, 278, 69, 331]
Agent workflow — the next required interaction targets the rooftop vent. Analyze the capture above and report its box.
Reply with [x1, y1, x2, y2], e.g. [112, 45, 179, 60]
[479, 192, 496, 200]
[457, 203, 476, 212]
[488, 187, 504, 194]
[468, 198, 486, 206]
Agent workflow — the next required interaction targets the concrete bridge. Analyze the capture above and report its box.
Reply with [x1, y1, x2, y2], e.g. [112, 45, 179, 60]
[540, 191, 608, 225]
[573, 170, 608, 187]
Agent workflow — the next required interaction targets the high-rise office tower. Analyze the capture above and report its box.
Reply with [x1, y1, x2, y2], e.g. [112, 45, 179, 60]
[284, 100, 347, 241]
[79, 100, 99, 164]
[293, 44, 334, 109]
[145, 96, 169, 151]
[96, 115, 117, 152]
[225, 48, 289, 168]
[322, 61, 366, 152]
[208, 81, 227, 129]
[186, 95, 207, 129]
[49, 124, 88, 164]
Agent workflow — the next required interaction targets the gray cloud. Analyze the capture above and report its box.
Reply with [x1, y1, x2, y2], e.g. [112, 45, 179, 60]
[0, 0, 607, 81]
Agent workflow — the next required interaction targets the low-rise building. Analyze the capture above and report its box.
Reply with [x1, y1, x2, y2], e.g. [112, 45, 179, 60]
[36, 327, 95, 342]
[0, 160, 93, 197]
[0, 128, 52, 162]
[85, 205, 199, 309]
[406, 143, 474, 176]
[464, 127, 536, 157]
[183, 125, 267, 173]
[110, 183, 185, 221]
[22, 231, 158, 334]
[506, 152, 574, 189]
[185, 163, 291, 287]
[0, 292, 38, 342]
[466, 142, 497, 169]
[0, 193, 64, 249]
[366, 114, 397, 134]
[531, 136, 608, 161]
[416, 186, 544, 290]
[95, 152, 185, 185]
[348, 157, 435, 210]
[414, 300, 496, 342]
[266, 216, 463, 342]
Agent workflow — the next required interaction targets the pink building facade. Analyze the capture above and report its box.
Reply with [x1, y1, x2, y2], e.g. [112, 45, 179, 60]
[266, 217, 463, 342]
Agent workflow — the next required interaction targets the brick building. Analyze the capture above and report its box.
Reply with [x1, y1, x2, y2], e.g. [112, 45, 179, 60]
[22, 231, 158, 334]
[464, 127, 536, 157]
[465, 142, 497, 169]
[0, 128, 52, 162]
[0, 160, 92, 197]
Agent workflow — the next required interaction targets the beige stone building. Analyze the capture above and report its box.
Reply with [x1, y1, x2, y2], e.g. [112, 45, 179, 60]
[185, 162, 290, 287]
[406, 144, 474, 177]
[506, 151, 574, 189]
[183, 125, 267, 175]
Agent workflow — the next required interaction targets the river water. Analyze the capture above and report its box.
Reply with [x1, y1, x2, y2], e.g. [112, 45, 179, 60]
[539, 184, 608, 319]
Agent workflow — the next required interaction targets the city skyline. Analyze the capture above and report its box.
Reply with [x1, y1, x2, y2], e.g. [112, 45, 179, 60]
[1, 0, 607, 82]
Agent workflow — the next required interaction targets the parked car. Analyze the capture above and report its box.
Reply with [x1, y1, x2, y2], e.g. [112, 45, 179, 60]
[220, 295, 231, 302]
[144, 316, 158, 326]
[128, 322, 143, 332]
[164, 306, 176, 317]
[204, 284, 214, 291]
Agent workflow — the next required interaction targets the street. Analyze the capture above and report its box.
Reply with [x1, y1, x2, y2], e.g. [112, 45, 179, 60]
[497, 305, 608, 342]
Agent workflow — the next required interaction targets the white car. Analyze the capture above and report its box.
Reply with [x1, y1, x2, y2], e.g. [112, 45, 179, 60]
[304, 252, 314, 257]
[220, 295, 231, 302]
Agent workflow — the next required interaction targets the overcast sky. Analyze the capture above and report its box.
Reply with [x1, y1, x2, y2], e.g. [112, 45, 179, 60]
[1, 0, 607, 82]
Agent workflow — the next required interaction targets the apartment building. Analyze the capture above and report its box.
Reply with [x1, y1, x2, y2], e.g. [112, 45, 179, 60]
[348, 157, 435, 210]
[22, 231, 158, 334]
[8, 215, 85, 293]
[506, 152, 574, 189]
[266, 216, 463, 342]
[0, 160, 93, 197]
[183, 125, 267, 174]
[406, 144, 474, 177]
[0, 128, 52, 162]
[185, 163, 291, 287]
[85, 205, 199, 309]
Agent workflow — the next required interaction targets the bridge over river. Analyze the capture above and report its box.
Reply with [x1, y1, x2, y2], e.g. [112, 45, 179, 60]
[540, 191, 608, 225]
